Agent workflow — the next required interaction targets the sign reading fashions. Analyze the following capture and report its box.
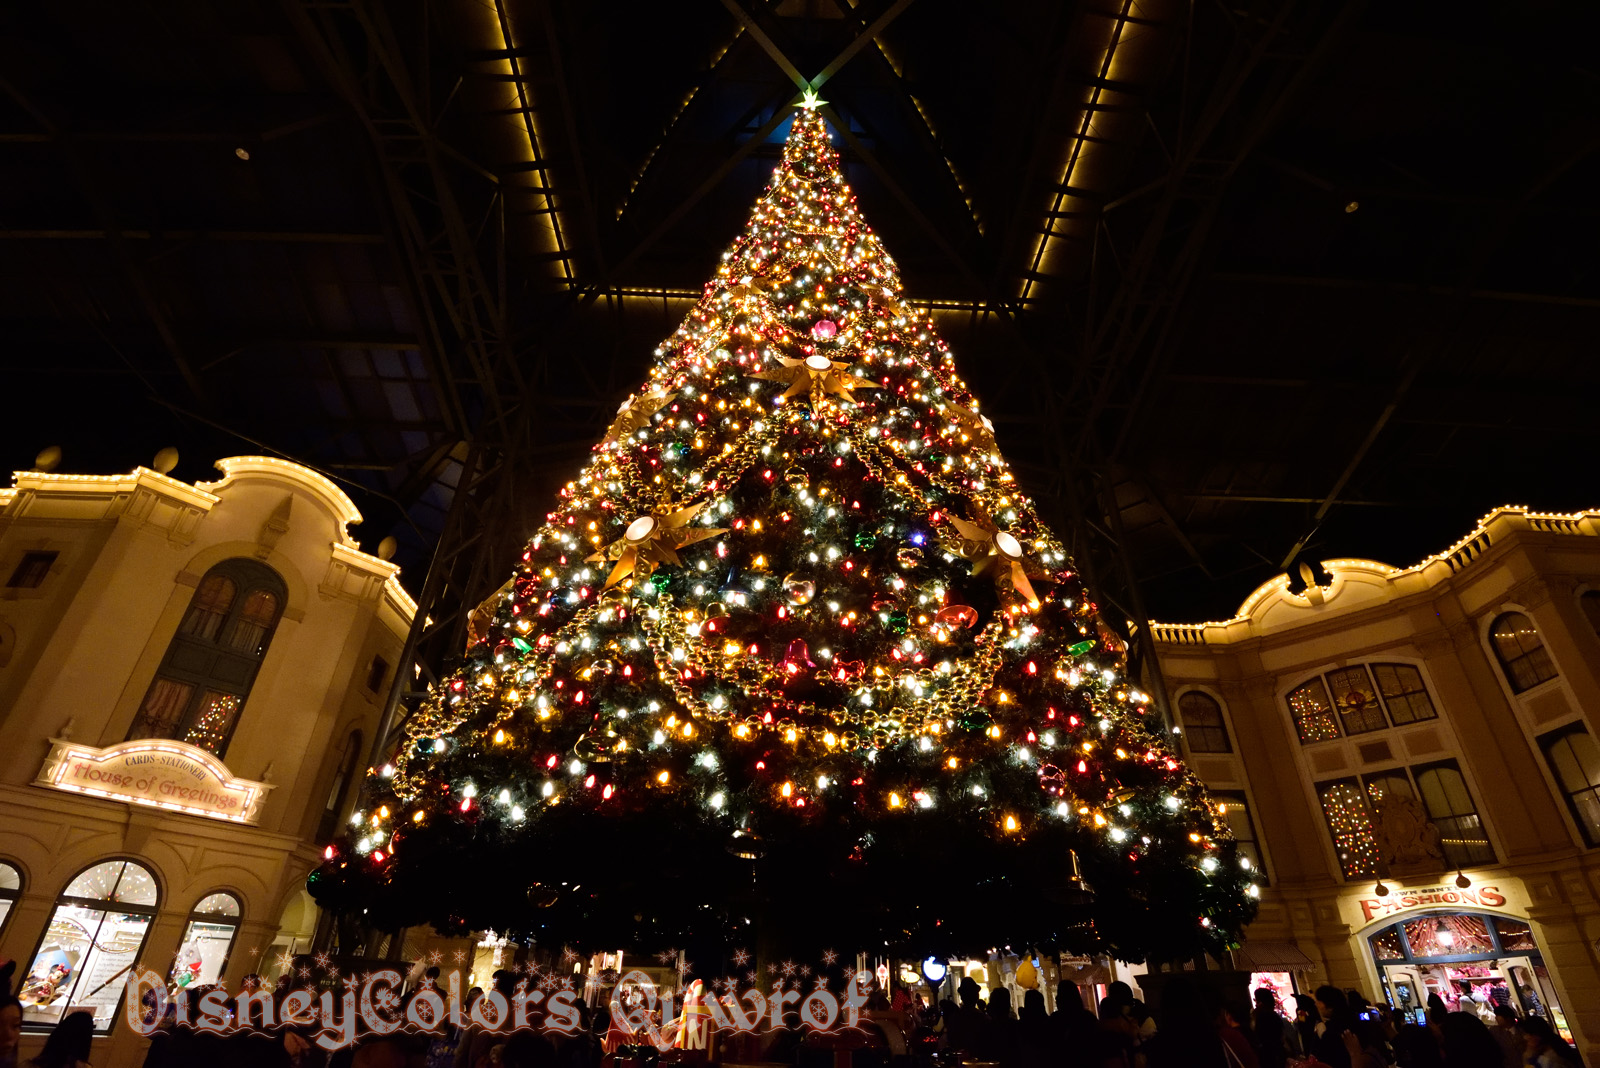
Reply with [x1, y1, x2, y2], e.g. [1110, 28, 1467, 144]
[34, 739, 271, 824]
[1356, 882, 1507, 923]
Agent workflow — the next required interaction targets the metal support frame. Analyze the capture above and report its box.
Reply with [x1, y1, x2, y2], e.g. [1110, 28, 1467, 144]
[286, 0, 543, 762]
[1017, 0, 1371, 723]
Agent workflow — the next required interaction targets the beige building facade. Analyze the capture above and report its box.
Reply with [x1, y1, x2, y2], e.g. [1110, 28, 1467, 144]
[1155, 506, 1600, 1057]
[0, 456, 413, 1064]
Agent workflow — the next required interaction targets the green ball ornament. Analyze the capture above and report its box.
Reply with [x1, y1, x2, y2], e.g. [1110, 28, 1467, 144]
[887, 610, 909, 634]
[650, 570, 672, 592]
[1068, 639, 1096, 656]
[958, 708, 991, 731]
[853, 531, 877, 550]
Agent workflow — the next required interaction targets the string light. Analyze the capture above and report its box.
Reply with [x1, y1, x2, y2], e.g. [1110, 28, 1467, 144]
[319, 107, 1259, 953]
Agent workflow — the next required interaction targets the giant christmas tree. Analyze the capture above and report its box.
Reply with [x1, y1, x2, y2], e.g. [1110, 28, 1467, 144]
[311, 105, 1258, 963]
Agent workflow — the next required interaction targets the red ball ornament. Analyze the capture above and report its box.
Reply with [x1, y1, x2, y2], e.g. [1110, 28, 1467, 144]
[811, 319, 839, 340]
[936, 605, 979, 629]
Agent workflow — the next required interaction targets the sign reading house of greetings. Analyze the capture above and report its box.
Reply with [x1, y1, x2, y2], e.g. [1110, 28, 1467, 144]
[35, 738, 272, 824]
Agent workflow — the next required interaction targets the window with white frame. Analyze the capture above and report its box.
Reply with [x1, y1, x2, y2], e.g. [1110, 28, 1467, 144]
[0, 861, 20, 935]
[20, 860, 159, 1032]
[1539, 723, 1600, 847]
[1489, 612, 1558, 694]
[171, 892, 242, 990]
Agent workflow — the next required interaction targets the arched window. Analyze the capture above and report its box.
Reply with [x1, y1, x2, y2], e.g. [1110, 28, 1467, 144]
[1177, 691, 1232, 753]
[1581, 591, 1600, 640]
[1288, 677, 1341, 743]
[128, 559, 286, 757]
[0, 861, 21, 934]
[172, 892, 242, 990]
[1539, 724, 1600, 846]
[1490, 612, 1558, 693]
[1214, 792, 1266, 882]
[316, 729, 364, 843]
[20, 860, 159, 1032]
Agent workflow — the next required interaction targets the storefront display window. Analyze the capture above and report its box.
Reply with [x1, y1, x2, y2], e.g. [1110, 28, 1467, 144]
[1366, 910, 1572, 1042]
[1403, 914, 1493, 956]
[1493, 918, 1535, 951]
[1249, 971, 1296, 1016]
[1370, 928, 1406, 961]
[171, 891, 242, 991]
[0, 861, 20, 934]
[20, 859, 159, 1032]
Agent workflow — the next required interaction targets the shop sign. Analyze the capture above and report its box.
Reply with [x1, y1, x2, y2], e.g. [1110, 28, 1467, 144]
[34, 738, 271, 824]
[1356, 882, 1507, 923]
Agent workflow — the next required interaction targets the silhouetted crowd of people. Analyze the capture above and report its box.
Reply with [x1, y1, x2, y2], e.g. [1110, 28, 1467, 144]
[1, 960, 1582, 1068]
[915, 977, 1583, 1068]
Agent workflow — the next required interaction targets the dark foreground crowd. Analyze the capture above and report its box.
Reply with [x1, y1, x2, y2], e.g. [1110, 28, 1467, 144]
[925, 978, 1583, 1068]
[0, 966, 1586, 1068]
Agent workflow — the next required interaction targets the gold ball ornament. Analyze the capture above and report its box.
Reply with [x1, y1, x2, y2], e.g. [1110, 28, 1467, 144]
[1015, 959, 1039, 990]
[153, 447, 180, 474]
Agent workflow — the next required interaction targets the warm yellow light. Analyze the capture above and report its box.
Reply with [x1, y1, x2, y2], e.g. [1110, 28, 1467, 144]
[889, 792, 903, 808]
[412, 811, 424, 823]
[493, 729, 506, 744]
[1004, 815, 1018, 831]
[781, 781, 793, 798]
[657, 771, 671, 784]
